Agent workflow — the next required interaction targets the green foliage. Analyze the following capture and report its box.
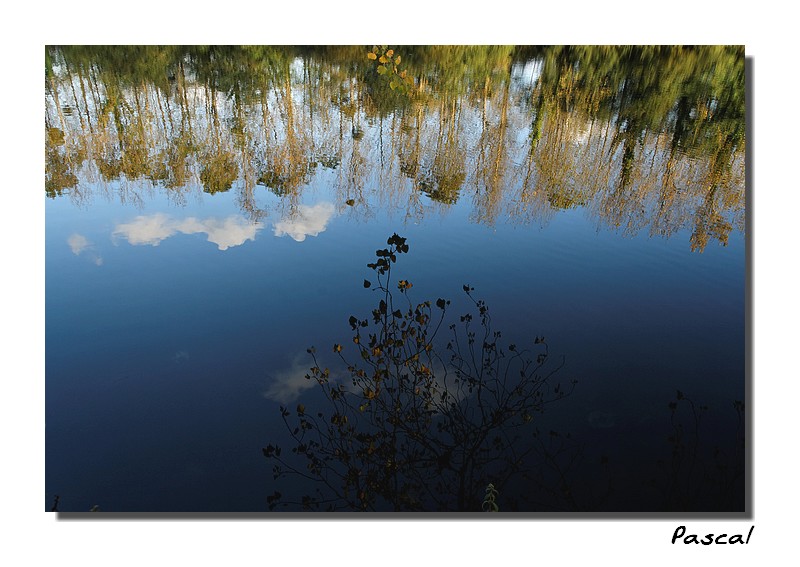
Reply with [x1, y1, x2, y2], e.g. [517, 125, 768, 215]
[482, 483, 499, 512]
[263, 235, 577, 511]
[367, 46, 415, 96]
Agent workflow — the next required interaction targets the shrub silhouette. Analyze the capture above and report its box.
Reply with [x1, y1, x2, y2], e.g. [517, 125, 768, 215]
[263, 234, 577, 511]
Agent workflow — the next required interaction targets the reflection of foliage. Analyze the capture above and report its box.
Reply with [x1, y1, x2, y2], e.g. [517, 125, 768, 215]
[533, 45, 745, 159]
[45, 46, 745, 252]
[263, 235, 577, 511]
[163, 136, 197, 189]
[47, 127, 65, 146]
[256, 158, 314, 197]
[257, 170, 290, 196]
[200, 152, 238, 194]
[546, 190, 585, 211]
[407, 45, 514, 97]
[45, 127, 82, 197]
[315, 154, 341, 170]
[418, 168, 465, 205]
[690, 187, 734, 253]
[45, 148, 79, 197]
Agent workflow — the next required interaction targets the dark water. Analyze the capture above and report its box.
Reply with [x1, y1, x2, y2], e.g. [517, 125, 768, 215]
[45, 46, 745, 512]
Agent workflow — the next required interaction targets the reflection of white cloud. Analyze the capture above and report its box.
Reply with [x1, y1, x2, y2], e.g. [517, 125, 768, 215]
[263, 355, 462, 410]
[273, 202, 335, 242]
[113, 213, 175, 246]
[68, 233, 103, 265]
[68, 233, 90, 255]
[172, 350, 190, 364]
[263, 355, 320, 405]
[112, 214, 263, 250]
[178, 217, 263, 251]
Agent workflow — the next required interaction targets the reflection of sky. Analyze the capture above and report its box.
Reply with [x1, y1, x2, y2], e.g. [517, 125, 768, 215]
[113, 214, 263, 250]
[273, 202, 336, 242]
[67, 233, 90, 255]
[264, 355, 461, 409]
[67, 233, 103, 265]
[263, 354, 320, 404]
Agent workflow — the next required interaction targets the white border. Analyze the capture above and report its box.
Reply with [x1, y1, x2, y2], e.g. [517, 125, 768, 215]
[4, 2, 794, 565]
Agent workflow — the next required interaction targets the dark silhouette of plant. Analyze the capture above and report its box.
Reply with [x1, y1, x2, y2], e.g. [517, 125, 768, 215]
[263, 234, 577, 511]
[652, 391, 745, 511]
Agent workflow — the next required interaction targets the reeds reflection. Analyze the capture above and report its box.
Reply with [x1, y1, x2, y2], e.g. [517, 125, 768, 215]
[45, 46, 744, 252]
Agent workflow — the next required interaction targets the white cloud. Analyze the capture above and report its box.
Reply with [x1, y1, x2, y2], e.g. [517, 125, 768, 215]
[112, 214, 263, 250]
[273, 202, 336, 242]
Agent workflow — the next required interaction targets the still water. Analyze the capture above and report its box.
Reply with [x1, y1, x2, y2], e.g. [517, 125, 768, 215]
[45, 46, 745, 512]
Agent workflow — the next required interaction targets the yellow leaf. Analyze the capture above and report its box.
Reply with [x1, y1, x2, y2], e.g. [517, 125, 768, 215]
[367, 52, 377, 60]
[386, 49, 394, 57]
[395, 56, 401, 65]
[379, 55, 387, 64]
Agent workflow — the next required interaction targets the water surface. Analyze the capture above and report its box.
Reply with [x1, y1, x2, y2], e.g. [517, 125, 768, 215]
[45, 46, 745, 512]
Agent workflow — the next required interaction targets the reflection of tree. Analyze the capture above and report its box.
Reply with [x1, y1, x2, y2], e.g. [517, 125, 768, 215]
[45, 128, 79, 197]
[472, 73, 512, 225]
[262, 236, 744, 512]
[264, 235, 578, 511]
[45, 71, 84, 200]
[396, 88, 468, 208]
[199, 76, 238, 195]
[45, 46, 745, 251]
